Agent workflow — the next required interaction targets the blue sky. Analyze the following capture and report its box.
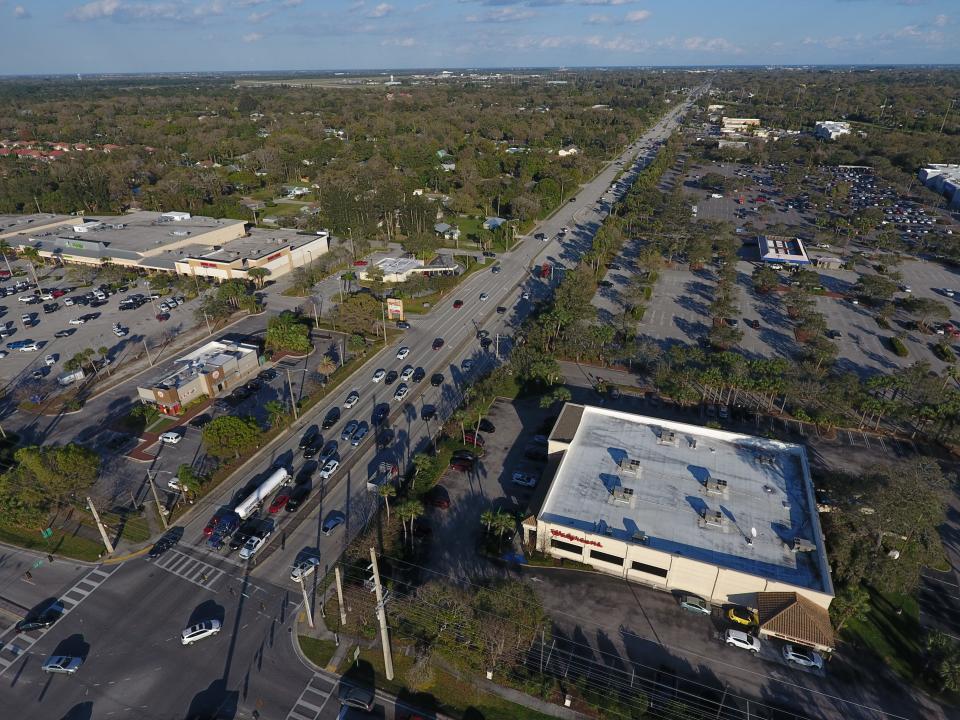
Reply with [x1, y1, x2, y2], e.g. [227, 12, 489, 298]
[0, 0, 956, 74]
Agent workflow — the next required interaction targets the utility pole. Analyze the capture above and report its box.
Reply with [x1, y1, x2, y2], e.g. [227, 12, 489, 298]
[87, 497, 114, 554]
[381, 303, 387, 346]
[147, 473, 169, 530]
[143, 339, 154, 366]
[940, 99, 955, 135]
[335, 565, 347, 626]
[286, 367, 299, 421]
[299, 577, 314, 629]
[202, 311, 212, 336]
[368, 548, 394, 681]
[312, 301, 320, 329]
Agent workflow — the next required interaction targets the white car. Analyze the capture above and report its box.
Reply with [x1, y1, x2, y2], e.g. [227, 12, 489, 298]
[41, 655, 84, 674]
[167, 477, 182, 491]
[319, 459, 340, 480]
[479, 292, 489, 302]
[0, 351, 7, 359]
[159, 431, 183, 445]
[239, 534, 268, 560]
[782, 644, 823, 669]
[114, 326, 128, 337]
[68, 317, 86, 325]
[44, 354, 55, 366]
[290, 556, 321, 582]
[396, 346, 410, 360]
[393, 383, 409, 402]
[371, 369, 386, 383]
[725, 629, 760, 654]
[64, 297, 74, 306]
[521, 292, 530, 300]
[18, 295, 37, 303]
[19, 342, 39, 352]
[399, 366, 414, 382]
[343, 391, 360, 409]
[512, 471, 538, 488]
[181, 620, 222, 645]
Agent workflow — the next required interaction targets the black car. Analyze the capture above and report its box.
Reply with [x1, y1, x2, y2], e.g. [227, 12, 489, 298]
[147, 533, 179, 559]
[372, 404, 389, 426]
[258, 368, 278, 381]
[90, 299, 108, 308]
[430, 373, 444, 387]
[478, 418, 495, 433]
[321, 407, 341, 429]
[384, 370, 399, 386]
[189, 413, 212, 429]
[302, 439, 323, 459]
[421, 405, 437, 421]
[15, 607, 62, 633]
[285, 485, 310, 512]
[496, 306, 507, 314]
[230, 386, 251, 402]
[480, 337, 492, 349]
[229, 529, 252, 552]
[245, 378, 262, 392]
[482, 251, 496, 258]
[412, 367, 426, 383]
[295, 462, 317, 485]
[43, 303, 58, 314]
[397, 321, 411, 329]
[432, 337, 445, 350]
[298, 426, 319, 450]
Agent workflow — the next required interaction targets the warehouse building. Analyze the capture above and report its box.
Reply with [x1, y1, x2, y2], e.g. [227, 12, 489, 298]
[524, 404, 834, 649]
[137, 338, 261, 414]
[919, 164, 960, 209]
[0, 213, 76, 241]
[10, 210, 331, 282]
[814, 121, 851, 141]
[757, 234, 809, 265]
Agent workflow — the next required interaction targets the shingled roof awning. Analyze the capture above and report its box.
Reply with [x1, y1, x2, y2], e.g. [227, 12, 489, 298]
[757, 592, 834, 653]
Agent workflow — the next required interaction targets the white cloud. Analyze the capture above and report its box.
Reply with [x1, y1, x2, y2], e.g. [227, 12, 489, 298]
[13, 4, 29, 18]
[242, 31, 262, 42]
[366, 2, 392, 17]
[681, 36, 742, 53]
[69, 0, 122, 20]
[467, 6, 535, 22]
[383, 36, 416, 46]
[248, 9, 272, 21]
[933, 14, 948, 27]
[586, 14, 609, 24]
[579, 0, 633, 5]
[624, 9, 650, 22]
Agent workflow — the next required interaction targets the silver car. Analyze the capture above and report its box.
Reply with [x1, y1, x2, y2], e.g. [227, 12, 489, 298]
[42, 655, 83, 674]
[181, 619, 222, 646]
[725, 629, 760, 654]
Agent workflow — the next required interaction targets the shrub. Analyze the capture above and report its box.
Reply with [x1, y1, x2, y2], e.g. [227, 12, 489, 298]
[889, 336, 909, 357]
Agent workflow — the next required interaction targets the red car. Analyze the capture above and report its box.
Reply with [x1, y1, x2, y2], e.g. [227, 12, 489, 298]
[51, 289, 66, 298]
[269, 492, 290, 513]
[463, 432, 485, 447]
[156, 312, 170, 322]
[203, 512, 225, 537]
[453, 300, 463, 309]
[352, 260, 368, 266]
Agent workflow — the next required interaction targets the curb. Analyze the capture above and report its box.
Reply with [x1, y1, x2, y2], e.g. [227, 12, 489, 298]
[102, 545, 151, 565]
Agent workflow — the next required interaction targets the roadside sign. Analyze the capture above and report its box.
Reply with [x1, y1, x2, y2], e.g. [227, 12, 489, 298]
[32, 559, 43, 569]
[41, 528, 53, 539]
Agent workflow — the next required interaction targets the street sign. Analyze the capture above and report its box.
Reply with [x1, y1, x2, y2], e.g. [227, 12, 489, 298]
[32, 559, 43, 569]
[41, 528, 53, 539]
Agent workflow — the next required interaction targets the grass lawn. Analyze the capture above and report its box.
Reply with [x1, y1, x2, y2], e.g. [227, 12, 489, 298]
[98, 511, 151, 545]
[299, 636, 338, 668]
[354, 645, 557, 720]
[842, 588, 923, 684]
[0, 524, 105, 562]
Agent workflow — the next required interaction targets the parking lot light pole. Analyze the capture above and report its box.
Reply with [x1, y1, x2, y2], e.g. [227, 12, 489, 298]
[147, 472, 169, 530]
[298, 576, 314, 629]
[285, 367, 299, 422]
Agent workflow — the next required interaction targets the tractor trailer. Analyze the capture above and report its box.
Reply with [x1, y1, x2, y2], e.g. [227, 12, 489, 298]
[234, 467, 290, 519]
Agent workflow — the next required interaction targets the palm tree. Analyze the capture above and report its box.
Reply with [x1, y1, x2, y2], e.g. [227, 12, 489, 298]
[378, 482, 396, 521]
[396, 499, 424, 545]
[410, 453, 435, 490]
[247, 267, 271, 289]
[481, 509, 497, 534]
[493, 511, 515, 539]
[449, 409, 467, 444]
[264, 400, 287, 428]
[318, 354, 337, 376]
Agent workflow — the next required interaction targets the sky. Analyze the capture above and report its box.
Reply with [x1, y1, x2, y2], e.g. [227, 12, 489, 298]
[0, 0, 956, 74]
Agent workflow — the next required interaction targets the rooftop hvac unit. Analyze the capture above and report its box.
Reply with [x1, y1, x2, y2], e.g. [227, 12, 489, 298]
[611, 486, 634, 504]
[619, 457, 642, 476]
[793, 538, 816, 553]
[630, 530, 648, 545]
[658, 429, 677, 446]
[699, 509, 725, 529]
[705, 476, 728, 494]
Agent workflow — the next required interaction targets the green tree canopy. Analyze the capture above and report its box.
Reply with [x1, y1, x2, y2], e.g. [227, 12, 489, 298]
[202, 415, 261, 459]
[266, 310, 312, 354]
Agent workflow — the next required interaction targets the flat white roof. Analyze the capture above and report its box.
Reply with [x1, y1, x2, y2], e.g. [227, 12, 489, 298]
[374, 256, 423, 275]
[758, 235, 809, 264]
[542, 405, 832, 594]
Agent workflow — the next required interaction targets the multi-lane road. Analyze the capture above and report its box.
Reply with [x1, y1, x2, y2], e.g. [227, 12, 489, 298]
[0, 92, 698, 719]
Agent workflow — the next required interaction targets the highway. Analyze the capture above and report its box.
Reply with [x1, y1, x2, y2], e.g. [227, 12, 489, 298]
[0, 92, 698, 719]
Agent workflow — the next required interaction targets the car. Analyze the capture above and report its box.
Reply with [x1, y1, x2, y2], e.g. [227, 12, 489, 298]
[114, 326, 128, 337]
[432, 337, 445, 350]
[431, 373, 444, 387]
[560, 226, 569, 234]
[341, 419, 359, 441]
[725, 629, 761, 654]
[569, 197, 577, 203]
[159, 431, 183, 445]
[30, 369, 45, 380]
[727, 318, 739, 328]
[338, 681, 375, 712]
[189, 413, 212, 428]
[43, 303, 58, 314]
[285, 485, 310, 511]
[479, 292, 489, 302]
[384, 370, 399, 385]
[258, 368, 278, 381]
[148, 533, 180, 559]
[239, 534, 269, 560]
[521, 291, 530, 300]
[244, 378, 262, 392]
[371, 368, 386, 383]
[372, 404, 389, 425]
[156, 312, 170, 322]
[400, 365, 414, 382]
[181, 620, 222, 645]
[397, 320, 411, 329]
[21, 313, 33, 325]
[782, 644, 824, 670]
[44, 354, 55, 366]
[322, 510, 346, 535]
[727, 606, 758, 627]
[679, 595, 711, 615]
[15, 605, 62, 633]
[291, 556, 321, 582]
[450, 457, 474, 472]
[54, 329, 75, 338]
[68, 317, 86, 325]
[424, 485, 451, 509]
[42, 655, 84, 674]
[512, 471, 538, 487]
[318, 440, 338, 464]
[343, 390, 360, 408]
[18, 341, 39, 352]
[746, 319, 760, 330]
[462, 359, 474, 371]
[478, 418, 495, 433]
[203, 512, 227, 537]
[421, 405, 437, 421]
[299, 426, 320, 450]
[269, 492, 291, 513]
[491, 265, 501, 274]
[320, 459, 340, 480]
[825, 329, 842, 339]
[412, 367, 426, 383]
[393, 383, 409, 402]
[396, 346, 410, 360]
[351, 421, 370, 446]
[159, 302, 171, 312]
[453, 299, 464, 309]
[322, 407, 341, 429]
[496, 306, 507, 314]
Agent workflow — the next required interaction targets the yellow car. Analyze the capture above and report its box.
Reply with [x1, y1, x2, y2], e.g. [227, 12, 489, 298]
[727, 606, 758, 627]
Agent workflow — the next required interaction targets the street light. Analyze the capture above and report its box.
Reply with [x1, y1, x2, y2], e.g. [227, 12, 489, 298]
[285, 367, 310, 421]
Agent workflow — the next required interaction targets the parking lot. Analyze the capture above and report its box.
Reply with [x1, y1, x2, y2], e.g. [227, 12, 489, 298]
[0, 262, 202, 392]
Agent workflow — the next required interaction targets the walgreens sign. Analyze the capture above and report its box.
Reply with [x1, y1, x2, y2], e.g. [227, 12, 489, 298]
[551, 529, 602, 548]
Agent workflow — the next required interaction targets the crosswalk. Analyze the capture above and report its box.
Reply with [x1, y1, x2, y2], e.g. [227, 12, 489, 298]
[150, 548, 227, 591]
[0, 563, 122, 677]
[284, 673, 336, 720]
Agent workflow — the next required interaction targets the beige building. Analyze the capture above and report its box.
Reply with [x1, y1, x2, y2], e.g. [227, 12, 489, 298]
[721, 117, 761, 135]
[137, 338, 261, 414]
[9, 210, 331, 283]
[525, 404, 834, 648]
